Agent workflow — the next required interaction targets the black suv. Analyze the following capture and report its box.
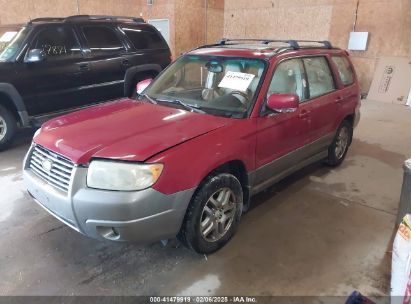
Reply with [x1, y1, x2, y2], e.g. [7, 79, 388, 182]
[0, 15, 171, 150]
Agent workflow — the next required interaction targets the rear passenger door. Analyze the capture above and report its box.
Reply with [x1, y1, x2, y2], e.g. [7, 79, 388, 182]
[330, 55, 359, 122]
[79, 25, 128, 102]
[302, 56, 339, 142]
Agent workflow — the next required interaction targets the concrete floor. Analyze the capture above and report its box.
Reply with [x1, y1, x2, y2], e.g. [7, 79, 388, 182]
[0, 100, 410, 296]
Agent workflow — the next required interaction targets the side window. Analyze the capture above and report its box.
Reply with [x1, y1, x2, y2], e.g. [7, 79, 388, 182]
[332, 56, 354, 86]
[82, 26, 124, 55]
[29, 26, 81, 60]
[122, 27, 168, 50]
[303, 57, 335, 98]
[268, 58, 306, 102]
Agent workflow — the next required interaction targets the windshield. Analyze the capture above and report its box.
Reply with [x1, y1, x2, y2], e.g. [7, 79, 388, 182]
[0, 26, 27, 62]
[144, 55, 266, 118]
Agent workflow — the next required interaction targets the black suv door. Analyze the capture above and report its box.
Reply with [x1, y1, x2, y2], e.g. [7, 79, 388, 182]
[78, 24, 128, 102]
[14, 25, 87, 115]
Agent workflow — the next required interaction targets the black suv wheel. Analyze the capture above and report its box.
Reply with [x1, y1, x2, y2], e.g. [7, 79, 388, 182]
[0, 105, 17, 151]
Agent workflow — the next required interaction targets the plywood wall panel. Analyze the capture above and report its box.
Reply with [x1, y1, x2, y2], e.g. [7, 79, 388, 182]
[224, 1, 332, 40]
[206, 8, 224, 43]
[355, 0, 404, 58]
[175, 0, 206, 55]
[350, 56, 377, 92]
[329, 3, 356, 49]
[0, 0, 34, 24]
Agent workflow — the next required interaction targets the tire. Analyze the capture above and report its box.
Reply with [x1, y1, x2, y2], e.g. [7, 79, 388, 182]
[178, 173, 243, 254]
[326, 120, 352, 167]
[0, 105, 17, 151]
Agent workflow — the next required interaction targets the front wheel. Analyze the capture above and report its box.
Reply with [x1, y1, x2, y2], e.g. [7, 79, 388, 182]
[0, 105, 17, 151]
[326, 120, 352, 167]
[178, 173, 243, 254]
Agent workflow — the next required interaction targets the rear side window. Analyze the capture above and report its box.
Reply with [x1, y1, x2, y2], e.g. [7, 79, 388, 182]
[122, 27, 168, 50]
[303, 57, 335, 98]
[332, 56, 354, 86]
[82, 26, 124, 54]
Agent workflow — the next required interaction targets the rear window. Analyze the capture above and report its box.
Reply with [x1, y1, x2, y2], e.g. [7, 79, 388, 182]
[332, 56, 354, 86]
[122, 27, 168, 50]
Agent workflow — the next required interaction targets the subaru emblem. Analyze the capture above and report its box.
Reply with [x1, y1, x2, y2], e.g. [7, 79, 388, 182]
[42, 159, 53, 172]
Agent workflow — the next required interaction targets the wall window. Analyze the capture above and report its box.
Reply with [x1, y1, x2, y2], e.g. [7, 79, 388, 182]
[332, 56, 354, 86]
[82, 26, 124, 54]
[268, 58, 306, 102]
[29, 26, 81, 60]
[122, 27, 168, 50]
[303, 57, 335, 98]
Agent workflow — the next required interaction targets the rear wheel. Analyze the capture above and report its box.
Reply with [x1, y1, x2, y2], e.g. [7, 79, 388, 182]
[0, 105, 17, 151]
[178, 173, 243, 254]
[326, 120, 352, 167]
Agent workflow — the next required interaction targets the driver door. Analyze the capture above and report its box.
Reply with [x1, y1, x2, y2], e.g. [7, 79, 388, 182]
[254, 58, 310, 190]
[15, 25, 86, 116]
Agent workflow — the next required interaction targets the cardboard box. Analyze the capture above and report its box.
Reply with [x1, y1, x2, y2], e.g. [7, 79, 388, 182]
[368, 57, 411, 104]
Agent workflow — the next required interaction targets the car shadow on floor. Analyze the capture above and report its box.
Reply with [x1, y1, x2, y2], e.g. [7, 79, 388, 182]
[246, 160, 330, 213]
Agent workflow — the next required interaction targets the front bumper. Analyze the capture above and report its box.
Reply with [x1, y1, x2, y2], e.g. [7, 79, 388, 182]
[23, 147, 195, 243]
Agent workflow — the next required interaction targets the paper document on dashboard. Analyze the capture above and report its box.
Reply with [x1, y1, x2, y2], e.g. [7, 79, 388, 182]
[218, 71, 255, 92]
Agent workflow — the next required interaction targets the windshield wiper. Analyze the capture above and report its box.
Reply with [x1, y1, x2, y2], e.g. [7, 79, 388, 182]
[139, 93, 157, 104]
[157, 98, 206, 114]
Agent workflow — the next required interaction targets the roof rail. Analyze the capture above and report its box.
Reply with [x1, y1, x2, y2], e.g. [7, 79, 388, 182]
[29, 17, 65, 24]
[28, 15, 145, 24]
[65, 15, 145, 23]
[217, 38, 333, 50]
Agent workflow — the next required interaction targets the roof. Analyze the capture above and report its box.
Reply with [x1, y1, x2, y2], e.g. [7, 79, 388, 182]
[188, 39, 341, 59]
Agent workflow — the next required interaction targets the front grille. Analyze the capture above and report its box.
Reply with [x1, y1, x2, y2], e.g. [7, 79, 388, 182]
[29, 145, 75, 192]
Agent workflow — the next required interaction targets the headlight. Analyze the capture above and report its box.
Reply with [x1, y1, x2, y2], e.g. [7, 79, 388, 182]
[87, 160, 163, 191]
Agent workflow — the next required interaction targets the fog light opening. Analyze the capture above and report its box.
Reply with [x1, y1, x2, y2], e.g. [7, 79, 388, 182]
[97, 226, 121, 240]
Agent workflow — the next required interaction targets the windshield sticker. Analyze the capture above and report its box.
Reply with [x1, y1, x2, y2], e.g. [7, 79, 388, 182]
[218, 71, 255, 92]
[0, 32, 18, 42]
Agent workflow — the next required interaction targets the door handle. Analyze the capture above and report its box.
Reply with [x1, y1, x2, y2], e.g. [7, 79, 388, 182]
[299, 110, 311, 119]
[122, 59, 130, 66]
[335, 96, 344, 103]
[78, 63, 90, 72]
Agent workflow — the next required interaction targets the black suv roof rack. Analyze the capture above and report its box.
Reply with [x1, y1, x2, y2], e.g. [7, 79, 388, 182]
[29, 17, 65, 23]
[217, 38, 333, 50]
[29, 15, 145, 24]
[65, 15, 145, 23]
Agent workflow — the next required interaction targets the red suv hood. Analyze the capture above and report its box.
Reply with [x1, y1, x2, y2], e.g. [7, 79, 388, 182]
[34, 99, 228, 164]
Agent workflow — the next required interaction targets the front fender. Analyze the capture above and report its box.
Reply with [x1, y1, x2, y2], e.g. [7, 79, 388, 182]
[148, 118, 257, 195]
[0, 83, 29, 126]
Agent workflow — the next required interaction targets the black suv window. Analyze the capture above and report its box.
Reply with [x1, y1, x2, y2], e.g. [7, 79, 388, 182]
[303, 57, 335, 98]
[29, 26, 81, 60]
[82, 26, 124, 55]
[122, 27, 167, 50]
[332, 56, 354, 86]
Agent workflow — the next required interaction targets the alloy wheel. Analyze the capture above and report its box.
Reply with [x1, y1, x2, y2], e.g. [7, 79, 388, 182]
[200, 187, 237, 242]
[0, 115, 7, 141]
[335, 126, 349, 159]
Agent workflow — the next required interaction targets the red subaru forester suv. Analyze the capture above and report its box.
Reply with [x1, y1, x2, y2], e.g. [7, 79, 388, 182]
[24, 39, 360, 254]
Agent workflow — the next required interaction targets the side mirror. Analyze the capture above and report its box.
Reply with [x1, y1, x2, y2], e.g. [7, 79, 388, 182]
[266, 93, 299, 113]
[25, 49, 46, 63]
[136, 78, 153, 94]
